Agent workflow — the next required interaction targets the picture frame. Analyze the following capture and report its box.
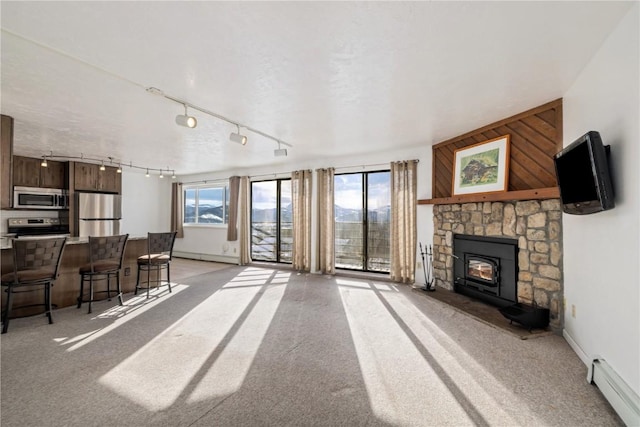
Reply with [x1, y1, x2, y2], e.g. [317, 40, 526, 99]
[452, 135, 510, 195]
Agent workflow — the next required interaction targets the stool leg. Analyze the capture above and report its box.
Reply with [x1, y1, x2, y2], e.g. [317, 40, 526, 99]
[167, 263, 172, 293]
[146, 265, 151, 299]
[135, 264, 141, 295]
[107, 273, 112, 301]
[77, 275, 85, 309]
[2, 286, 14, 334]
[117, 271, 124, 306]
[45, 281, 53, 324]
[88, 275, 94, 314]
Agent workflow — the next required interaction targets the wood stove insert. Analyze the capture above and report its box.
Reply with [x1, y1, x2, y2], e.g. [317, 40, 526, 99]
[453, 234, 518, 308]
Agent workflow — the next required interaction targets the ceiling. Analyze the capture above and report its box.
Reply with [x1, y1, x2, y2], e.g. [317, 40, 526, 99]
[0, 1, 632, 176]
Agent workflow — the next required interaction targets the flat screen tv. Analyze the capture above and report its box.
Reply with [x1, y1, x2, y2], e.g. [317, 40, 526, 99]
[554, 131, 615, 215]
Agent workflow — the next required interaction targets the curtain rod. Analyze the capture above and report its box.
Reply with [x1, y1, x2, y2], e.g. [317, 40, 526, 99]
[179, 159, 420, 184]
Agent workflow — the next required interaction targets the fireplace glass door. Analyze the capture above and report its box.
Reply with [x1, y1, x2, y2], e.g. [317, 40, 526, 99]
[466, 255, 499, 286]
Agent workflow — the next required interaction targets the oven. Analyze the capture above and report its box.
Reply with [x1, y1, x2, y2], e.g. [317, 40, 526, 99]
[13, 186, 68, 210]
[7, 217, 70, 238]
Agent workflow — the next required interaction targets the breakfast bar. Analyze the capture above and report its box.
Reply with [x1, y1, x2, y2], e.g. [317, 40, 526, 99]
[1, 236, 150, 314]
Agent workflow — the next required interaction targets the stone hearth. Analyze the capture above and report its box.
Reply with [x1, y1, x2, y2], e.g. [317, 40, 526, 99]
[432, 199, 563, 330]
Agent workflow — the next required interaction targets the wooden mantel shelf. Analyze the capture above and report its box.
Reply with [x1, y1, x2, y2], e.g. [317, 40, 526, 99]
[418, 187, 560, 205]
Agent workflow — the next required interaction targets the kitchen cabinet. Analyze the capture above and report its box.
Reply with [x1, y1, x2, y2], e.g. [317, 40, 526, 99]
[13, 155, 67, 189]
[1, 115, 13, 208]
[73, 161, 121, 193]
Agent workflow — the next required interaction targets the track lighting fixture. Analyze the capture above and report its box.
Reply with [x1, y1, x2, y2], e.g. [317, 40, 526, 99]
[146, 86, 292, 152]
[274, 141, 287, 157]
[35, 152, 175, 179]
[175, 104, 197, 128]
[230, 124, 247, 145]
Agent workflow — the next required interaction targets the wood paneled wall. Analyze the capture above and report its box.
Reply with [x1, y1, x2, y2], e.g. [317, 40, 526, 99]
[432, 99, 563, 199]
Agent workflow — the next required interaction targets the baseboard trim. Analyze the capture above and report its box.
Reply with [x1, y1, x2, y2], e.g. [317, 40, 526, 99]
[563, 330, 590, 366]
[174, 251, 238, 264]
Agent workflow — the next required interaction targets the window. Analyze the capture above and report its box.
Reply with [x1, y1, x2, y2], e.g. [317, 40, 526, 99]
[251, 179, 292, 263]
[334, 171, 391, 272]
[184, 185, 229, 224]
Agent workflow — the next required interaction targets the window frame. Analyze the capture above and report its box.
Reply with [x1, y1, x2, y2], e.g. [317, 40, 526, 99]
[183, 183, 229, 226]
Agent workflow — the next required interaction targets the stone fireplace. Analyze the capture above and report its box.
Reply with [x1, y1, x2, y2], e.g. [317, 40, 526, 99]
[432, 199, 563, 330]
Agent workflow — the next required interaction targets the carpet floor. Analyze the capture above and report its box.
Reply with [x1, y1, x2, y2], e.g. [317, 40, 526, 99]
[0, 261, 622, 426]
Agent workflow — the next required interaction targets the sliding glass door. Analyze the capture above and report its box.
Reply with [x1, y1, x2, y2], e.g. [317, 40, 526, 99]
[251, 179, 292, 263]
[334, 171, 390, 272]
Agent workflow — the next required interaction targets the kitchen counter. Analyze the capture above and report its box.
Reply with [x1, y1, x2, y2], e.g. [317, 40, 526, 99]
[1, 234, 147, 250]
[1, 236, 153, 313]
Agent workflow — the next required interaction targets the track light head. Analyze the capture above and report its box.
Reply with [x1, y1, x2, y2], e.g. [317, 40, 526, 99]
[274, 148, 288, 157]
[230, 132, 247, 145]
[176, 114, 197, 128]
[41, 156, 48, 167]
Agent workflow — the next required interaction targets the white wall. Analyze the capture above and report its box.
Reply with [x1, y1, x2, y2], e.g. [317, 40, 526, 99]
[562, 4, 639, 395]
[174, 145, 434, 272]
[120, 170, 172, 237]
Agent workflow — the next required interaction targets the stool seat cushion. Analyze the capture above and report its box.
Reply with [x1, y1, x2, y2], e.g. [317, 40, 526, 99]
[1, 268, 53, 284]
[137, 254, 170, 265]
[79, 261, 121, 274]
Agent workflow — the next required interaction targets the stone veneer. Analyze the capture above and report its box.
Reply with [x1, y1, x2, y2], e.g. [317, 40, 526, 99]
[432, 199, 563, 330]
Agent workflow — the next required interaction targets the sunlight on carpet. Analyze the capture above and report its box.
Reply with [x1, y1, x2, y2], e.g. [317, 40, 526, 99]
[97, 267, 288, 411]
[337, 278, 540, 426]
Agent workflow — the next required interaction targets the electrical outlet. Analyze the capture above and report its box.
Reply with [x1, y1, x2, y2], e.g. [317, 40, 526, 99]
[124, 267, 131, 276]
[571, 304, 576, 318]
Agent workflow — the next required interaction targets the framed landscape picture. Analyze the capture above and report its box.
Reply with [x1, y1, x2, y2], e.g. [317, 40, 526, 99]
[452, 135, 510, 195]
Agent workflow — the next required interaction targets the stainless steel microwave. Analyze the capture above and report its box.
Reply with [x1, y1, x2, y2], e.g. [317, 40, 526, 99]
[13, 186, 68, 209]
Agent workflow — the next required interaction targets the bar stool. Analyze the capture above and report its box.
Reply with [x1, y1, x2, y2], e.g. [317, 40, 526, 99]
[1, 237, 67, 334]
[77, 234, 128, 314]
[135, 232, 177, 298]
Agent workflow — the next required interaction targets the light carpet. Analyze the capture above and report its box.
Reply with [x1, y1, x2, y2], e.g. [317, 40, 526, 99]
[1, 263, 621, 426]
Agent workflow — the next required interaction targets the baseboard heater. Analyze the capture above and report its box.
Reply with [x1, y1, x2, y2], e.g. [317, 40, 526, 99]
[589, 359, 640, 426]
[173, 251, 238, 264]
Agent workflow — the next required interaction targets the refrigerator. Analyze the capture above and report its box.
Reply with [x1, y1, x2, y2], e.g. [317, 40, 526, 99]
[77, 193, 122, 237]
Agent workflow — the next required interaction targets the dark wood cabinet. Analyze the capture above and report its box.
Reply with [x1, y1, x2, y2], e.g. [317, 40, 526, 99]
[1, 115, 14, 208]
[13, 155, 67, 189]
[73, 161, 121, 193]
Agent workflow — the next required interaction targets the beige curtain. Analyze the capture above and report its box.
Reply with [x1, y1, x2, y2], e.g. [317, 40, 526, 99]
[316, 168, 335, 274]
[238, 176, 252, 265]
[292, 170, 312, 272]
[390, 160, 418, 283]
[227, 176, 240, 241]
[171, 182, 184, 238]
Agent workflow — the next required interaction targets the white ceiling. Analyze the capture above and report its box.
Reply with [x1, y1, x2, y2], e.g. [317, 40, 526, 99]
[0, 1, 632, 176]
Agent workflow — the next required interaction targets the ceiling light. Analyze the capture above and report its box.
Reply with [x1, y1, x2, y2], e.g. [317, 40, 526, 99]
[176, 104, 197, 128]
[159, 169, 164, 179]
[116, 164, 122, 173]
[40, 156, 48, 167]
[99, 161, 106, 171]
[230, 124, 247, 145]
[274, 141, 287, 157]
[145, 169, 150, 178]
[172, 171, 177, 179]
